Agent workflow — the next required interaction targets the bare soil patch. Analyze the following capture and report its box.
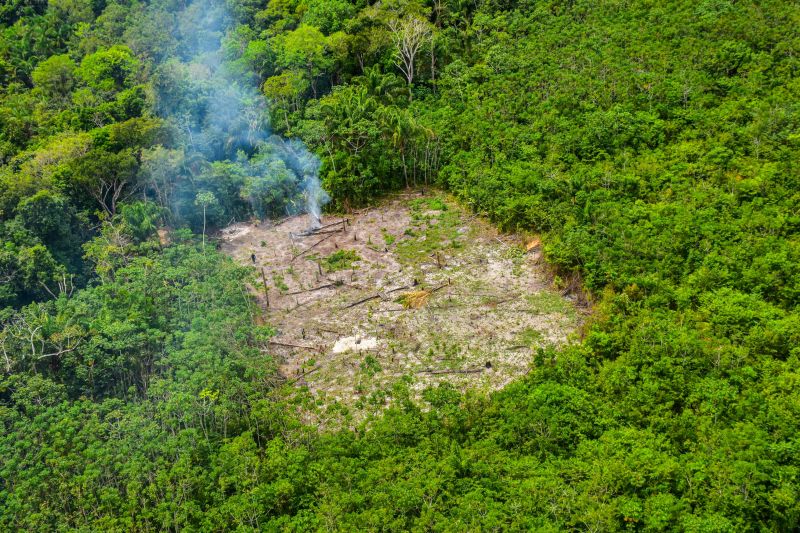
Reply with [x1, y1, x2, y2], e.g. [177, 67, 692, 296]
[219, 191, 583, 423]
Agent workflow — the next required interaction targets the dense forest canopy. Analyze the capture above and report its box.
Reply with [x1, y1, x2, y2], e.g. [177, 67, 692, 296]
[1, 0, 799, 530]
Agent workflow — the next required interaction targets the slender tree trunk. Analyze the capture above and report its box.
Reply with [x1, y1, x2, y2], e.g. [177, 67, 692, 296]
[401, 151, 408, 188]
[431, 34, 436, 94]
[309, 63, 317, 98]
[202, 205, 206, 250]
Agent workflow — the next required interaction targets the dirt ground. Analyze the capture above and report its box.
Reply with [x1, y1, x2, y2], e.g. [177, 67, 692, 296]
[219, 191, 584, 423]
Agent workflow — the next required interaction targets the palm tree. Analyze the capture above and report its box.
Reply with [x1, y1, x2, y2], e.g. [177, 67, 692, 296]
[194, 191, 218, 250]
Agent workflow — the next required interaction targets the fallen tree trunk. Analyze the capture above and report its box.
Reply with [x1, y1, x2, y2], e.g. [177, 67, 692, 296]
[416, 367, 484, 375]
[284, 365, 321, 385]
[285, 283, 338, 295]
[301, 228, 345, 236]
[386, 285, 410, 294]
[313, 219, 348, 231]
[292, 233, 336, 261]
[342, 284, 412, 310]
[268, 340, 321, 351]
[343, 293, 381, 309]
[430, 280, 451, 293]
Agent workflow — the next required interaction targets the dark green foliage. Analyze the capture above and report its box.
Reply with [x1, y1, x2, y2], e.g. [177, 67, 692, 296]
[0, 236, 282, 530]
[2, 0, 800, 530]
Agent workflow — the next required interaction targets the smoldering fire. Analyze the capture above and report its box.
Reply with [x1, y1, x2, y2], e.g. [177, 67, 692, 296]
[154, 0, 329, 225]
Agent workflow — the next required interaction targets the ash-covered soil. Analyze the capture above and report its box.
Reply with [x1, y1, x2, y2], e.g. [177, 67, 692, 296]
[219, 192, 584, 422]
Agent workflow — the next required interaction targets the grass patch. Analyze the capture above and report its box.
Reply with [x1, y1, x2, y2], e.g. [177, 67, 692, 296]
[410, 196, 449, 212]
[516, 327, 544, 346]
[272, 271, 288, 292]
[527, 291, 573, 315]
[396, 206, 464, 265]
[381, 228, 396, 246]
[360, 355, 382, 377]
[323, 249, 361, 272]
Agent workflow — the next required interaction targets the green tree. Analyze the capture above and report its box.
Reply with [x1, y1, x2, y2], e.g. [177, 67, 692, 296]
[277, 24, 331, 98]
[31, 54, 77, 104]
[77, 45, 139, 94]
[262, 69, 309, 131]
[194, 190, 218, 249]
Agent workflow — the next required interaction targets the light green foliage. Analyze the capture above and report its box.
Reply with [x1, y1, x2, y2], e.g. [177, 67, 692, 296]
[194, 190, 219, 210]
[48, 0, 94, 25]
[322, 248, 360, 272]
[119, 201, 163, 242]
[359, 354, 381, 377]
[300, 0, 355, 34]
[381, 228, 395, 246]
[275, 24, 331, 97]
[272, 271, 288, 292]
[77, 45, 140, 93]
[261, 70, 309, 129]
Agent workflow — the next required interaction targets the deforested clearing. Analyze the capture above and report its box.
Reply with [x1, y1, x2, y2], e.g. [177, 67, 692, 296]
[220, 192, 584, 421]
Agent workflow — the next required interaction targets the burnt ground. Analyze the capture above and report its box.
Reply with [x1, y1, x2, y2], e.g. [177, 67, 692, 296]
[219, 191, 584, 424]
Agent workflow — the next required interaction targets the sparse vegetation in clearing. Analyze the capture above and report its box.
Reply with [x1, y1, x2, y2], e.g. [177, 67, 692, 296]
[516, 326, 544, 347]
[360, 355, 382, 377]
[322, 249, 361, 272]
[410, 197, 449, 212]
[395, 198, 466, 266]
[219, 192, 582, 423]
[272, 271, 289, 292]
[381, 228, 396, 246]
[527, 290, 576, 316]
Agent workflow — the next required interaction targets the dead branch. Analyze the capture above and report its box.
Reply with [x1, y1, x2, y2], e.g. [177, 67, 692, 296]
[38, 281, 58, 299]
[292, 233, 336, 261]
[314, 219, 349, 231]
[272, 216, 293, 227]
[260, 268, 270, 308]
[299, 228, 345, 236]
[314, 326, 346, 335]
[342, 283, 412, 310]
[284, 365, 322, 385]
[386, 285, 411, 294]
[429, 280, 452, 293]
[285, 283, 338, 295]
[494, 236, 512, 249]
[267, 340, 322, 351]
[416, 367, 484, 375]
[342, 294, 381, 309]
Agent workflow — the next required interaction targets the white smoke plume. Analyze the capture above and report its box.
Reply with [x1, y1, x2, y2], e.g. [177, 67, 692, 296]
[150, 0, 329, 229]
